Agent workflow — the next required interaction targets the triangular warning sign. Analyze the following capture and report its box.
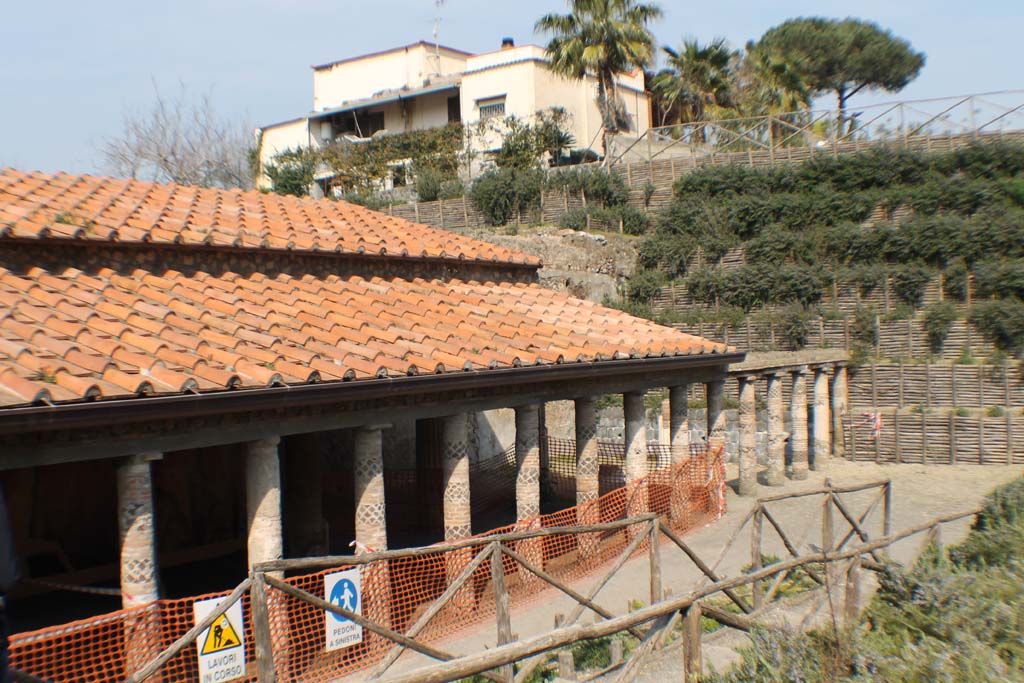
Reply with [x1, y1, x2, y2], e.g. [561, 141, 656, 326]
[201, 614, 242, 655]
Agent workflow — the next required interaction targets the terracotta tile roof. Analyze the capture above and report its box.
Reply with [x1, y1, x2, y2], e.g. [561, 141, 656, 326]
[0, 169, 539, 265]
[0, 266, 730, 407]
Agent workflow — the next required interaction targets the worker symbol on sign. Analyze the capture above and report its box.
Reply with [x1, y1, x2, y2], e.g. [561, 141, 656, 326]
[200, 614, 242, 654]
[329, 578, 358, 623]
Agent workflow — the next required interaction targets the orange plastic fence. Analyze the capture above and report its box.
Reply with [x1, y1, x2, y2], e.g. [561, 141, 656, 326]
[10, 445, 726, 683]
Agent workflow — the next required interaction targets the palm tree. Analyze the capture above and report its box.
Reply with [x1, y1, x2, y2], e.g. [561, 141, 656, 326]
[737, 44, 811, 146]
[651, 38, 736, 141]
[536, 0, 662, 162]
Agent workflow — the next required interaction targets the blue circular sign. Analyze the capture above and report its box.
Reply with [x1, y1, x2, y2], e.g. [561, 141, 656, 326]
[329, 578, 358, 623]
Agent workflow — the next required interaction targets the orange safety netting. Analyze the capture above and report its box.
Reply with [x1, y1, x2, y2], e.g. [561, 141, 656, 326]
[10, 444, 725, 683]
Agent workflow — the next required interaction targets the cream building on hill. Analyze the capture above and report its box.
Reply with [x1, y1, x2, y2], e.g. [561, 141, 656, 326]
[256, 38, 652, 194]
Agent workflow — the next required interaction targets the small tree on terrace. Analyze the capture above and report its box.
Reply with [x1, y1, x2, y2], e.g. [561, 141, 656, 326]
[536, 0, 662, 162]
[651, 37, 737, 137]
[754, 17, 925, 136]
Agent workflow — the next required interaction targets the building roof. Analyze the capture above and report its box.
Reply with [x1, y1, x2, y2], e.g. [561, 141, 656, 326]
[0, 169, 536, 265]
[0, 170, 734, 409]
[312, 41, 473, 71]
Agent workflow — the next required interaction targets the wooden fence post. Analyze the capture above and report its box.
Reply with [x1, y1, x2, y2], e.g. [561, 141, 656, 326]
[898, 361, 904, 409]
[882, 481, 893, 559]
[491, 542, 513, 683]
[751, 507, 763, 611]
[251, 573, 277, 683]
[979, 414, 985, 465]
[894, 412, 901, 464]
[844, 556, 861, 625]
[649, 519, 662, 604]
[682, 603, 702, 683]
[949, 412, 958, 465]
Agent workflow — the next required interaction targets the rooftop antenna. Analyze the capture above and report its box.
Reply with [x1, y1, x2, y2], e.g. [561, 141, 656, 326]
[432, 0, 445, 76]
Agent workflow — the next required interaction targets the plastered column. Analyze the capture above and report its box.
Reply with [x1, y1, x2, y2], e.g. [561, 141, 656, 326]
[575, 398, 600, 564]
[246, 437, 283, 573]
[354, 426, 388, 553]
[117, 452, 162, 681]
[831, 365, 848, 458]
[623, 392, 650, 527]
[737, 376, 758, 497]
[118, 453, 161, 608]
[790, 369, 809, 480]
[706, 381, 726, 451]
[764, 373, 787, 486]
[441, 413, 474, 615]
[812, 367, 832, 471]
[668, 384, 691, 463]
[353, 426, 391, 638]
[515, 404, 543, 582]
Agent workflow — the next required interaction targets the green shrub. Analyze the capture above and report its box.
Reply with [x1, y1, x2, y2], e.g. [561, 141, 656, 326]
[341, 191, 392, 211]
[558, 207, 590, 231]
[777, 305, 813, 350]
[852, 305, 878, 348]
[625, 270, 666, 304]
[970, 298, 1024, 358]
[591, 205, 650, 235]
[943, 260, 969, 301]
[469, 167, 543, 225]
[547, 167, 629, 206]
[415, 168, 444, 202]
[923, 301, 958, 354]
[974, 260, 1024, 300]
[889, 263, 933, 307]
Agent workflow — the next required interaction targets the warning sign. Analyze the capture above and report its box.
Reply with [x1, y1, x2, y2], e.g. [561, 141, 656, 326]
[324, 567, 363, 651]
[194, 597, 246, 683]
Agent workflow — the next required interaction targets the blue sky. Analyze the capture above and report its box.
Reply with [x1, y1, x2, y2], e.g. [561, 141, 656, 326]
[1, 0, 1019, 175]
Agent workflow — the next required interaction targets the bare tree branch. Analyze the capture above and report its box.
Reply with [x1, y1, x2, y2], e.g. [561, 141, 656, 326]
[100, 82, 254, 189]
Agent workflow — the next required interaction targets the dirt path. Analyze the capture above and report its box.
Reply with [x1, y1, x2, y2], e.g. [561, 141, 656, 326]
[357, 460, 1023, 681]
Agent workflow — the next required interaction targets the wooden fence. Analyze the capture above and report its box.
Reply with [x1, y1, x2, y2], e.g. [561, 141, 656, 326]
[850, 363, 1024, 409]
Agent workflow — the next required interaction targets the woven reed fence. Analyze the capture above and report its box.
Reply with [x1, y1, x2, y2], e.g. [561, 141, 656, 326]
[849, 363, 1024, 409]
[844, 412, 1024, 465]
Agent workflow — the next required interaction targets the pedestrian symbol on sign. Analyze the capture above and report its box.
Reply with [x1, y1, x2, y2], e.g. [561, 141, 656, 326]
[324, 568, 363, 651]
[329, 578, 358, 623]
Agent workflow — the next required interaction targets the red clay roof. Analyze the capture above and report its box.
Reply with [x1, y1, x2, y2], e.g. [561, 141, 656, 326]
[0, 169, 538, 265]
[0, 170, 733, 408]
[0, 267, 729, 407]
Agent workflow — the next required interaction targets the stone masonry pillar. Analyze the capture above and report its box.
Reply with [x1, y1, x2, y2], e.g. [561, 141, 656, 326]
[354, 426, 388, 553]
[441, 413, 472, 541]
[118, 453, 161, 608]
[831, 365, 848, 458]
[668, 384, 691, 463]
[515, 404, 543, 582]
[117, 453, 162, 681]
[790, 368, 809, 480]
[737, 376, 758, 497]
[246, 437, 284, 572]
[706, 380, 726, 450]
[764, 373, 787, 486]
[575, 397, 600, 564]
[812, 367, 831, 471]
[623, 392, 649, 528]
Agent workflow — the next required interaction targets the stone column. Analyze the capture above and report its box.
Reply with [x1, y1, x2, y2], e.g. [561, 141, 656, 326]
[667, 385, 691, 528]
[353, 426, 391, 638]
[737, 376, 758, 497]
[764, 373, 787, 486]
[441, 413, 474, 615]
[117, 453, 162, 681]
[623, 392, 649, 528]
[812, 367, 832, 471]
[790, 368, 809, 480]
[246, 437, 289, 681]
[246, 437, 284, 572]
[515, 404, 543, 581]
[118, 453, 161, 608]
[354, 427, 388, 553]
[575, 398, 600, 563]
[668, 384, 691, 463]
[706, 380, 726, 450]
[831, 365, 848, 458]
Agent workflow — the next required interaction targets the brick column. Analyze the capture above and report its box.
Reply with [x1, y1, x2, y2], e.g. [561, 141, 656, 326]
[353, 426, 391, 641]
[574, 398, 600, 563]
[737, 376, 758, 497]
[812, 367, 831, 471]
[246, 437, 283, 572]
[790, 368, 809, 480]
[117, 453, 162, 681]
[831, 365, 848, 458]
[354, 426, 388, 553]
[440, 413, 473, 615]
[668, 384, 691, 462]
[624, 392, 649, 526]
[515, 404, 542, 581]
[764, 373, 786, 486]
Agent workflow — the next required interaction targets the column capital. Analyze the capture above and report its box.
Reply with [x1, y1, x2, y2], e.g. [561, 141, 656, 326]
[120, 452, 162, 467]
[250, 435, 281, 449]
[357, 423, 393, 432]
[791, 365, 809, 376]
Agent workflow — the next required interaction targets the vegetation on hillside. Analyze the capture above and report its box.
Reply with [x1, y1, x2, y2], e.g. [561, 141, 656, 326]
[707, 476, 1024, 682]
